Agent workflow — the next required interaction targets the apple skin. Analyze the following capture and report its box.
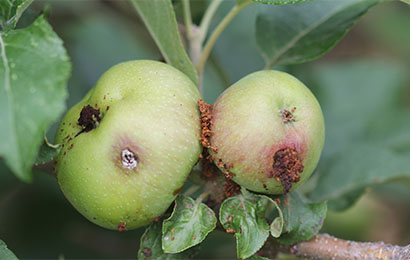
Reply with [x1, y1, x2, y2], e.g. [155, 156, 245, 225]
[209, 70, 324, 194]
[55, 60, 201, 230]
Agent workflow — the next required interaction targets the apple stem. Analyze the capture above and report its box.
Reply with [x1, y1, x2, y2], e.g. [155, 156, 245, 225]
[183, 184, 201, 197]
[198, 0, 224, 46]
[195, 190, 212, 204]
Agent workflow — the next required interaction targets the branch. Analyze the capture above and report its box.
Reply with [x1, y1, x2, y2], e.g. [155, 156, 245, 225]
[291, 233, 410, 260]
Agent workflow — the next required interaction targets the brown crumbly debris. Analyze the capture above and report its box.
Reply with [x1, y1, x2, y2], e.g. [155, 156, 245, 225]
[76, 105, 101, 136]
[118, 222, 127, 232]
[271, 147, 304, 195]
[223, 180, 241, 197]
[281, 107, 296, 123]
[198, 99, 217, 153]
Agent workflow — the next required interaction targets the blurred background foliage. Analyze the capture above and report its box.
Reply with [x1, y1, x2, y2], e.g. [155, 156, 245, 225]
[0, 0, 409, 259]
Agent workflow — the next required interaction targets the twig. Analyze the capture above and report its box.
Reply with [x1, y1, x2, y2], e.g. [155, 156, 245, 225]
[198, 0, 223, 44]
[196, 0, 253, 90]
[291, 233, 410, 260]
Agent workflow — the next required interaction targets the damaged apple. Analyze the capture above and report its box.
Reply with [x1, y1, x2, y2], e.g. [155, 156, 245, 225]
[208, 70, 325, 195]
[54, 60, 202, 230]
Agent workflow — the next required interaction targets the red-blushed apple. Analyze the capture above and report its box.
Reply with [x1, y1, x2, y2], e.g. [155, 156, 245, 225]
[208, 70, 325, 194]
[54, 60, 201, 230]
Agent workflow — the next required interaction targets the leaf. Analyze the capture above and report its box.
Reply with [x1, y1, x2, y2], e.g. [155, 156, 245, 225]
[276, 192, 327, 245]
[255, 0, 380, 67]
[0, 240, 18, 260]
[130, 0, 198, 85]
[309, 143, 410, 210]
[138, 221, 195, 260]
[304, 61, 409, 210]
[400, 0, 410, 4]
[219, 190, 283, 259]
[162, 195, 217, 253]
[0, 0, 33, 31]
[0, 15, 71, 182]
[252, 0, 309, 5]
[34, 138, 60, 165]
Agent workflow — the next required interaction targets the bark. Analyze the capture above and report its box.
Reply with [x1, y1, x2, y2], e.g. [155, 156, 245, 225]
[292, 233, 410, 260]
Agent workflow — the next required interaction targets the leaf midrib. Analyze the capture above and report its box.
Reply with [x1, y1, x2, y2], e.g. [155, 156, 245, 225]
[267, 1, 359, 67]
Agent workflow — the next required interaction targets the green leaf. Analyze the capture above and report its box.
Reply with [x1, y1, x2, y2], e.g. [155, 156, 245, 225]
[309, 143, 410, 210]
[0, 0, 33, 31]
[276, 192, 327, 245]
[304, 61, 409, 210]
[34, 138, 60, 165]
[0, 240, 18, 260]
[400, 0, 410, 5]
[255, 0, 380, 68]
[0, 15, 71, 182]
[219, 190, 282, 259]
[162, 195, 217, 253]
[130, 0, 198, 85]
[138, 221, 196, 260]
[252, 0, 309, 5]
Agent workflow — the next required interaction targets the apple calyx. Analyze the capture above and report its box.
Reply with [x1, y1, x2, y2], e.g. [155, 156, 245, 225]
[281, 107, 296, 123]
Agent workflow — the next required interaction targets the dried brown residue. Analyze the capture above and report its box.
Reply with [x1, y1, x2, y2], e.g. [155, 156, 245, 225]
[271, 147, 304, 194]
[223, 179, 241, 198]
[281, 107, 296, 123]
[198, 99, 217, 153]
[76, 105, 101, 136]
[118, 222, 127, 232]
[216, 158, 234, 180]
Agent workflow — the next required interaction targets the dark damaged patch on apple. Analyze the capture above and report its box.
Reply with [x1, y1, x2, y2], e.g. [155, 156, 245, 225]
[281, 107, 296, 123]
[271, 147, 304, 194]
[76, 105, 101, 136]
[118, 222, 127, 232]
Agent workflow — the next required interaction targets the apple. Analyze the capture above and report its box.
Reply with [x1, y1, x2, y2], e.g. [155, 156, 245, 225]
[209, 70, 324, 194]
[54, 60, 201, 230]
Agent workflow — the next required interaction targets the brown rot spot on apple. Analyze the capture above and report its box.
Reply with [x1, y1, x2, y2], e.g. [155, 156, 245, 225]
[75, 105, 101, 137]
[121, 149, 139, 170]
[118, 222, 127, 232]
[142, 248, 152, 258]
[271, 147, 304, 195]
[281, 107, 296, 123]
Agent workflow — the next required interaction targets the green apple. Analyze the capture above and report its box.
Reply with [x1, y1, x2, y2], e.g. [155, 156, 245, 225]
[55, 60, 201, 230]
[209, 70, 324, 194]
